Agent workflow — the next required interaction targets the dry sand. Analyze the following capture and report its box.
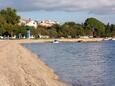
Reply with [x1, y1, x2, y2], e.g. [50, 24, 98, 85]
[0, 40, 68, 86]
[13, 38, 104, 43]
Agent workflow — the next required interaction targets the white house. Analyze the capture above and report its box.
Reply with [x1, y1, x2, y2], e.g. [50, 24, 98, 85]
[19, 18, 38, 29]
[38, 20, 58, 27]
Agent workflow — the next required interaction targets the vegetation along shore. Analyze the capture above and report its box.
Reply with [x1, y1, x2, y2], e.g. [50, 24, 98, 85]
[0, 8, 115, 39]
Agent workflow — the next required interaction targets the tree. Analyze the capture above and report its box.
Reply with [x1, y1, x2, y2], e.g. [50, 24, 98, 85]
[0, 15, 6, 36]
[47, 28, 58, 38]
[35, 26, 49, 36]
[75, 24, 84, 36]
[84, 18, 106, 37]
[31, 28, 39, 38]
[61, 22, 75, 37]
[110, 24, 115, 37]
[0, 8, 20, 25]
[61, 22, 84, 38]
[83, 23, 93, 36]
[0, 27, 5, 36]
[0, 15, 6, 25]
[105, 23, 111, 37]
[0, 8, 21, 37]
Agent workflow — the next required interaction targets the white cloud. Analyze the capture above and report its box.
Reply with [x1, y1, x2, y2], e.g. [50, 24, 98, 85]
[0, 0, 115, 14]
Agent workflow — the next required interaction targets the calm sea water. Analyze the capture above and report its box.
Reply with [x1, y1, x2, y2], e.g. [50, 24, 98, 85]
[23, 41, 115, 86]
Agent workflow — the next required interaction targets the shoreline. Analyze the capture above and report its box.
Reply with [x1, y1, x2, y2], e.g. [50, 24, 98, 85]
[6, 38, 104, 44]
[0, 38, 104, 86]
[0, 40, 68, 86]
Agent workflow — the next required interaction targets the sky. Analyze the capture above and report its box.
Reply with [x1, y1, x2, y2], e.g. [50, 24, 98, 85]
[0, 0, 115, 24]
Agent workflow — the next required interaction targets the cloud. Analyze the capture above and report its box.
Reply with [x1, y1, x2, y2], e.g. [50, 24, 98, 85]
[0, 0, 115, 14]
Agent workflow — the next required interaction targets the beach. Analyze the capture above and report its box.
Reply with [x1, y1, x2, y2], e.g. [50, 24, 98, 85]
[0, 40, 68, 86]
[0, 38, 103, 86]
[14, 38, 104, 43]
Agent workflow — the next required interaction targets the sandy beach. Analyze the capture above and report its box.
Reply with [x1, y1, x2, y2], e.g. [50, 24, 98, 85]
[0, 38, 103, 86]
[13, 38, 104, 44]
[0, 40, 68, 86]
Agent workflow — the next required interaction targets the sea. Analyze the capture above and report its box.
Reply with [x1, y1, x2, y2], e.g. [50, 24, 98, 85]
[23, 40, 115, 86]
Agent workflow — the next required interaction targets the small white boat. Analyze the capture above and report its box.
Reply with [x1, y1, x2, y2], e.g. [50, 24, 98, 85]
[52, 40, 59, 43]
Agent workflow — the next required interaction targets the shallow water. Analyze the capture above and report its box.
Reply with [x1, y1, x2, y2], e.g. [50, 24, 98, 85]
[23, 41, 115, 86]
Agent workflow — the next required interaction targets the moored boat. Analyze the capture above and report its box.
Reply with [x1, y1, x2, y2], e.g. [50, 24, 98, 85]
[52, 40, 59, 43]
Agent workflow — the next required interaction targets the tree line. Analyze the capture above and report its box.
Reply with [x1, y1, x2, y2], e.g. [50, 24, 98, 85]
[0, 7, 115, 39]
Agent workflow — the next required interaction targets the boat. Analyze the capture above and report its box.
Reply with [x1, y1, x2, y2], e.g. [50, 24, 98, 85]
[52, 40, 59, 43]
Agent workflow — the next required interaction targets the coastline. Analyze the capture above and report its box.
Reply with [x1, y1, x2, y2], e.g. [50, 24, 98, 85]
[12, 38, 104, 44]
[0, 40, 68, 86]
[0, 38, 103, 86]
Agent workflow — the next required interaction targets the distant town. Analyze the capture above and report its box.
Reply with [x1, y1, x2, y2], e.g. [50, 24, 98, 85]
[19, 18, 58, 29]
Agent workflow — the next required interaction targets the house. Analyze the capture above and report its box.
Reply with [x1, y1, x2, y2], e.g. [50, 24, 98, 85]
[19, 18, 38, 29]
[38, 20, 58, 27]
